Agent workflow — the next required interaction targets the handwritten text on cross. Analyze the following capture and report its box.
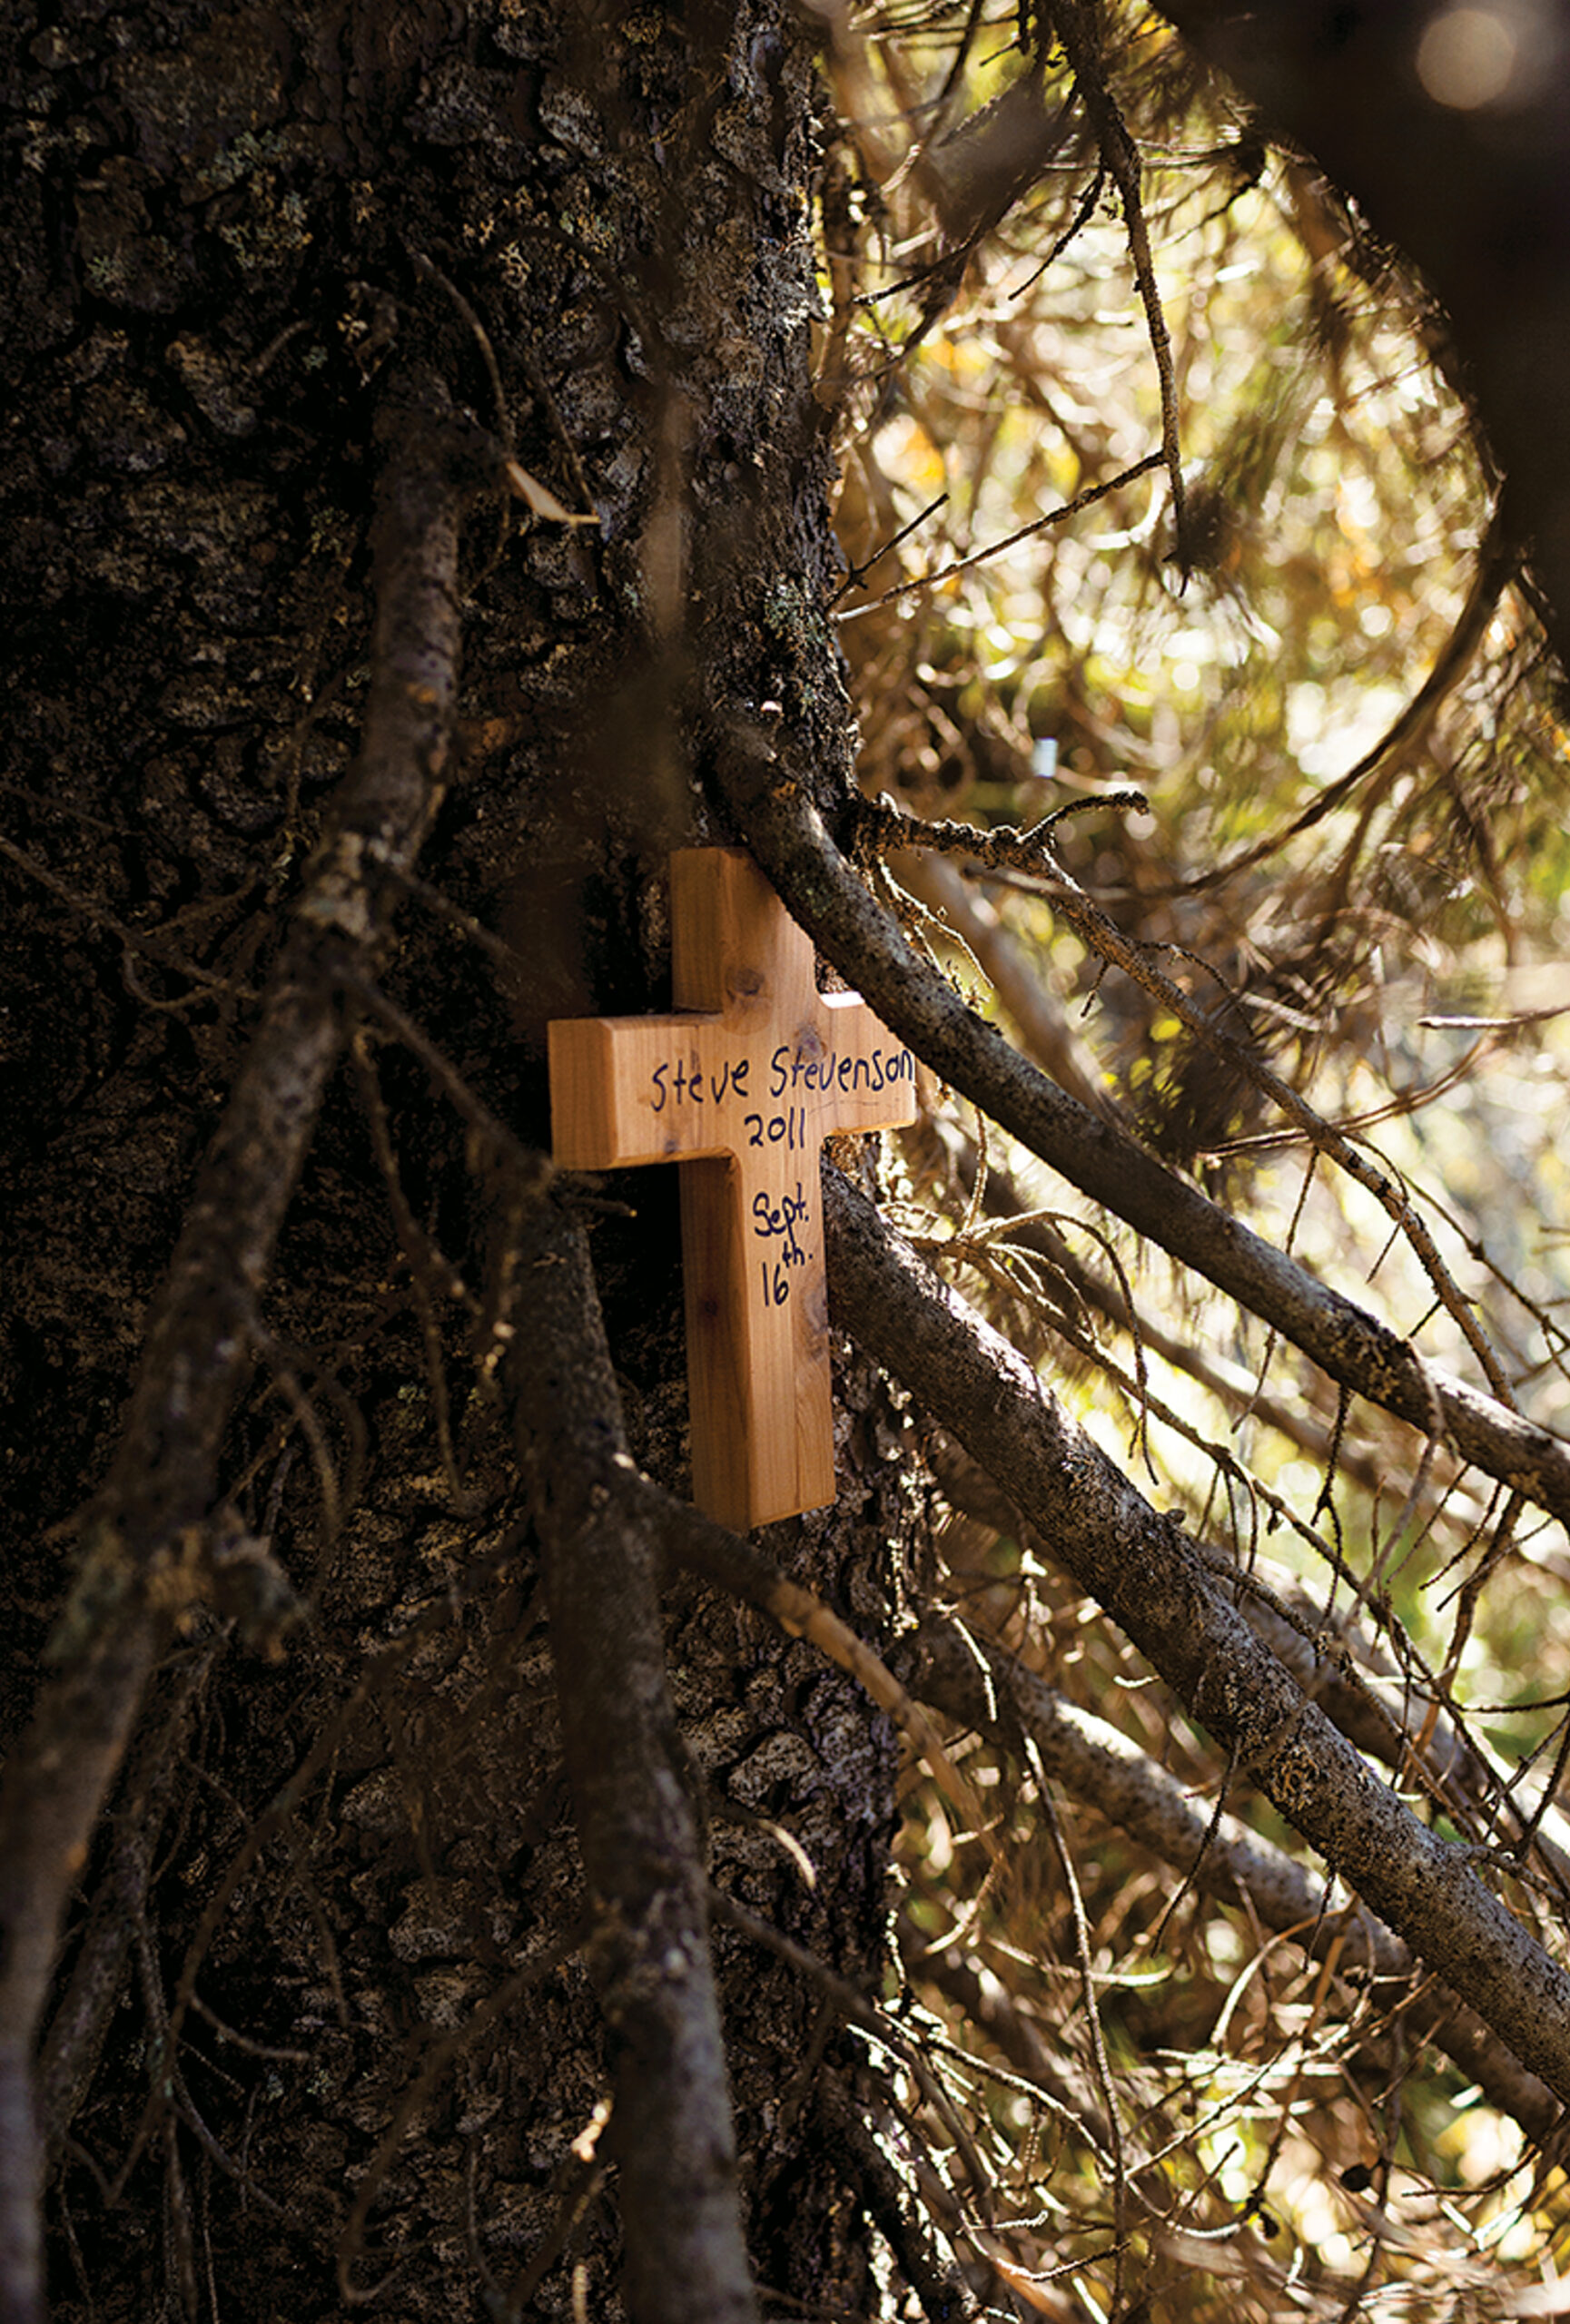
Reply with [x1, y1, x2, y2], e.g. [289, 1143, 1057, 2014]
[548, 849, 917, 1529]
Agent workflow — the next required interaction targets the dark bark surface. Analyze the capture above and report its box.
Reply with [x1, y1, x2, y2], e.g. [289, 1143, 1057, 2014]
[0, 5, 922, 2317]
[0, 367, 472, 2319]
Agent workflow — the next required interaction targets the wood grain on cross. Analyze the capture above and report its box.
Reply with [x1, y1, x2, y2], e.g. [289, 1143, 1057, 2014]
[548, 849, 917, 1530]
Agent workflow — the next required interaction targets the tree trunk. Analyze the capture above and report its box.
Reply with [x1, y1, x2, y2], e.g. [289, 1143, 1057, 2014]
[0, 4, 923, 2316]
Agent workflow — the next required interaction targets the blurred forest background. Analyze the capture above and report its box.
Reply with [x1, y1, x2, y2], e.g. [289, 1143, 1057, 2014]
[4, 1, 1570, 2320]
[824, 2, 1570, 2316]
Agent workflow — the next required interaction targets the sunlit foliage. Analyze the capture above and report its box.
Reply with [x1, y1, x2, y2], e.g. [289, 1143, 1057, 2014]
[815, 3, 1570, 2313]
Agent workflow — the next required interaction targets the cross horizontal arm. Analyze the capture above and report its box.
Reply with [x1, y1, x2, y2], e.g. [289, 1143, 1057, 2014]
[548, 1013, 745, 1169]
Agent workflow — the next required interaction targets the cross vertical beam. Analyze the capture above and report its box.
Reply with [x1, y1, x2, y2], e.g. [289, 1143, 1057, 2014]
[548, 849, 917, 1529]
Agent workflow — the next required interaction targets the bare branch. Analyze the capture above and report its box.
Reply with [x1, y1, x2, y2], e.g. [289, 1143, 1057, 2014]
[912, 1615, 1563, 2143]
[825, 1163, 1570, 2113]
[507, 1201, 758, 2324]
[716, 770, 1570, 1526]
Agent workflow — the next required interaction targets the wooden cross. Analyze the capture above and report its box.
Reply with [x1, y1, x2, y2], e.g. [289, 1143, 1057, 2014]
[548, 849, 917, 1530]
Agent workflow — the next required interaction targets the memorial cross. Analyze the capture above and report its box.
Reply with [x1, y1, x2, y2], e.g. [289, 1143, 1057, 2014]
[548, 848, 917, 1530]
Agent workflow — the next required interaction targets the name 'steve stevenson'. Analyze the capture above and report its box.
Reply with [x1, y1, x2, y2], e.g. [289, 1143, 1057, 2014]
[648, 1038, 914, 1113]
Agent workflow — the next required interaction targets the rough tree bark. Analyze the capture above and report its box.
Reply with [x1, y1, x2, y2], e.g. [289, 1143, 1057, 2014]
[0, 4, 918, 2318]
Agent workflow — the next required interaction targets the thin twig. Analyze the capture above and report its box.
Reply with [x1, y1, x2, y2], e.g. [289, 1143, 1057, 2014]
[863, 795, 1516, 1405]
[834, 453, 1163, 620]
[1035, 1788, 1128, 2303]
[831, 489, 950, 604]
[1051, 1, 1185, 548]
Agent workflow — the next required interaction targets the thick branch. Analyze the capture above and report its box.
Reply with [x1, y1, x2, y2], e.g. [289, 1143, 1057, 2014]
[508, 1201, 757, 2324]
[658, 1427, 1562, 2144]
[914, 1615, 1403, 1975]
[931, 1433, 1550, 1870]
[824, 1164, 1570, 2114]
[0, 373, 469, 2324]
[716, 776, 1570, 1528]
[894, 850, 1110, 1116]
[913, 1615, 1562, 2144]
